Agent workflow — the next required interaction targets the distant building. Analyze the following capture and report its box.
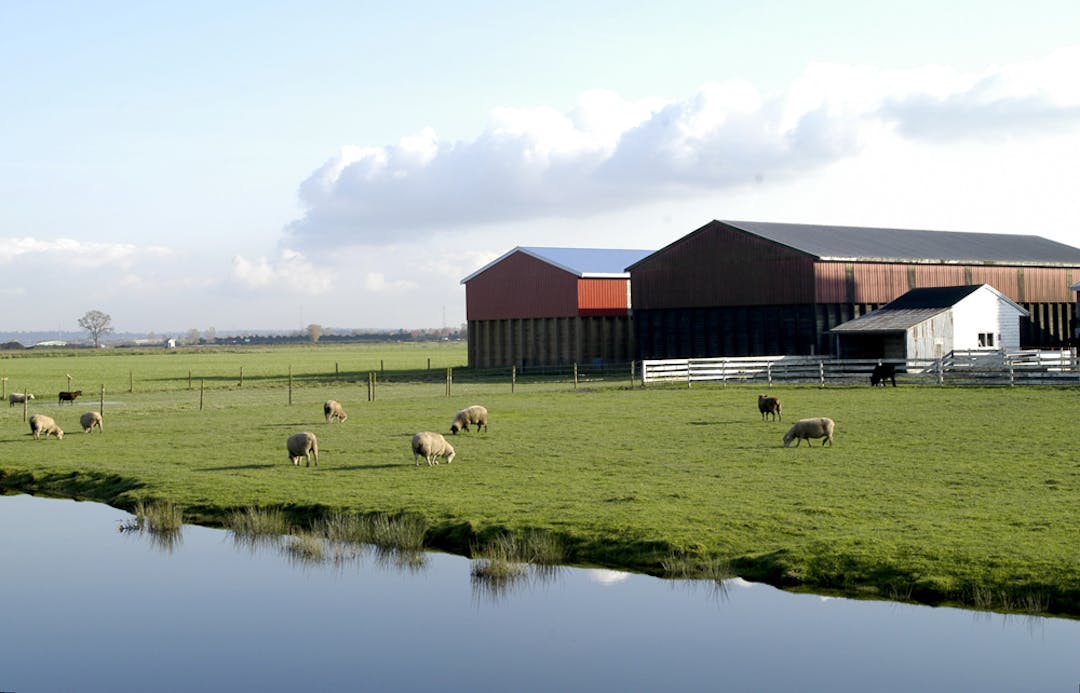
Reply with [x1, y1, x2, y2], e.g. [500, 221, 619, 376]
[831, 284, 1029, 360]
[628, 220, 1080, 359]
[462, 246, 653, 368]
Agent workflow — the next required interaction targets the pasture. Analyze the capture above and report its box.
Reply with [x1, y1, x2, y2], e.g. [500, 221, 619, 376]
[1, 343, 1078, 615]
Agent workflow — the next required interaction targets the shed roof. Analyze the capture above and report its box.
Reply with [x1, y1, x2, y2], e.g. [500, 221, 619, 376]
[718, 220, 1080, 266]
[461, 246, 654, 284]
[831, 284, 1029, 334]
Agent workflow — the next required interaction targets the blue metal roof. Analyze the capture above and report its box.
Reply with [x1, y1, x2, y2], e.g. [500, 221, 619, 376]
[462, 246, 654, 283]
[518, 247, 654, 276]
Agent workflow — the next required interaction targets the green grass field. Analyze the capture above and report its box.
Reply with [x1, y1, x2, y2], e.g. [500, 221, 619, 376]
[2, 343, 1078, 616]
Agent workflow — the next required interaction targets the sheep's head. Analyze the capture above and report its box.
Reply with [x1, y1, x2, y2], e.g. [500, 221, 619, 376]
[445, 445, 456, 463]
[450, 424, 459, 435]
[56, 429, 64, 439]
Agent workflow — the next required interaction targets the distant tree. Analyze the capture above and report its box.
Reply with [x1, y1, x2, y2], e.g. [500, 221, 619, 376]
[77, 310, 114, 347]
[205, 327, 217, 343]
[185, 328, 200, 345]
[307, 324, 323, 343]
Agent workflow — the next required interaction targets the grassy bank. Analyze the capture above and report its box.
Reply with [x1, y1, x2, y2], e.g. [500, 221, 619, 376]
[2, 345, 1078, 616]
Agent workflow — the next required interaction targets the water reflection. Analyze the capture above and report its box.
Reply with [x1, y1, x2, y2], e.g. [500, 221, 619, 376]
[3, 494, 1079, 693]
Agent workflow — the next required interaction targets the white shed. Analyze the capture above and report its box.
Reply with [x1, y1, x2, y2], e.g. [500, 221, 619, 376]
[831, 284, 1029, 360]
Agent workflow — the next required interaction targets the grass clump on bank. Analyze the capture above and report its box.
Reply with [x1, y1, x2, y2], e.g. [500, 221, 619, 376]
[2, 344, 1079, 616]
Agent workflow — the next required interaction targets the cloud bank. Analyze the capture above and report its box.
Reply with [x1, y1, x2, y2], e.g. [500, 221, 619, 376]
[285, 47, 1080, 249]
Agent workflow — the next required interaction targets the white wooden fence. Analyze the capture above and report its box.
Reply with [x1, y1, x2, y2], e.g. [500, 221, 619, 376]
[640, 349, 1080, 387]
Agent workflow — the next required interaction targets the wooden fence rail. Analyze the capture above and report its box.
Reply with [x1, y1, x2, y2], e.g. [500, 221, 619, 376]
[641, 349, 1080, 387]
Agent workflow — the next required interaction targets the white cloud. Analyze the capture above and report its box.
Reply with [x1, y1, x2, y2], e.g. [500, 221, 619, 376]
[283, 47, 1080, 250]
[0, 237, 172, 268]
[362, 272, 415, 293]
[585, 569, 632, 586]
[231, 249, 335, 295]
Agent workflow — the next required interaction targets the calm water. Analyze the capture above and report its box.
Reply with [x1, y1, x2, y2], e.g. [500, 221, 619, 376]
[1, 494, 1077, 693]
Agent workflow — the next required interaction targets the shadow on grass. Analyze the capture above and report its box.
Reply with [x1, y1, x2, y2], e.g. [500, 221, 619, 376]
[320, 464, 403, 472]
[0, 469, 144, 505]
[197, 464, 277, 472]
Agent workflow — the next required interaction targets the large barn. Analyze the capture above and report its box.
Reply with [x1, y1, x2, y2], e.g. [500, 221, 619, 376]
[629, 220, 1080, 359]
[462, 246, 653, 368]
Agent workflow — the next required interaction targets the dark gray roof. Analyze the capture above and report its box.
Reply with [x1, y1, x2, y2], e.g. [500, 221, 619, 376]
[720, 220, 1080, 266]
[461, 246, 653, 284]
[830, 308, 947, 333]
[881, 285, 982, 309]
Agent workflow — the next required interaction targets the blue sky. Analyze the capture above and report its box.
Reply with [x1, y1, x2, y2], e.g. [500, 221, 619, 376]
[3, 1, 1079, 334]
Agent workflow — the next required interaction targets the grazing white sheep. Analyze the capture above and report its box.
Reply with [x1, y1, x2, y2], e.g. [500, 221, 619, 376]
[286, 432, 319, 466]
[323, 399, 348, 423]
[8, 392, 34, 407]
[29, 414, 63, 440]
[411, 432, 456, 467]
[80, 411, 103, 433]
[450, 405, 488, 435]
[758, 394, 782, 421]
[783, 418, 835, 448]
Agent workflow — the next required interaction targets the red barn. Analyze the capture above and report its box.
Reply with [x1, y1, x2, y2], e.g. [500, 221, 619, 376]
[462, 247, 653, 368]
[629, 220, 1080, 358]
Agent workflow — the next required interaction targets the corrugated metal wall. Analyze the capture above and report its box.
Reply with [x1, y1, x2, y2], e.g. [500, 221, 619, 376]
[465, 251, 579, 320]
[578, 278, 631, 315]
[467, 316, 633, 368]
[631, 222, 817, 309]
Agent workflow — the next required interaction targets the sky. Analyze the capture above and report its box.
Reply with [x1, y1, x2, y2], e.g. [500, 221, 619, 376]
[3, 1, 1080, 335]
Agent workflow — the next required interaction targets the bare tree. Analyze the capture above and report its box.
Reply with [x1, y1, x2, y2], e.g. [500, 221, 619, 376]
[78, 310, 114, 347]
[307, 324, 324, 343]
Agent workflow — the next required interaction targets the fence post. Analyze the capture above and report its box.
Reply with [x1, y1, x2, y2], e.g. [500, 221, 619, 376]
[368, 372, 373, 401]
[100, 385, 104, 417]
[200, 379, 204, 411]
[819, 361, 825, 388]
[767, 362, 772, 387]
[188, 370, 192, 390]
[573, 363, 579, 390]
[629, 361, 635, 389]
[335, 362, 339, 377]
[239, 366, 244, 388]
[1009, 362, 1015, 387]
[1, 377, 6, 399]
[687, 360, 693, 389]
[511, 365, 516, 394]
[129, 370, 133, 393]
[23, 387, 28, 422]
[288, 366, 293, 405]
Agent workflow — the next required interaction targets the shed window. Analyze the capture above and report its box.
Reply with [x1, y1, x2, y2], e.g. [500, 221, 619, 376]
[978, 332, 995, 347]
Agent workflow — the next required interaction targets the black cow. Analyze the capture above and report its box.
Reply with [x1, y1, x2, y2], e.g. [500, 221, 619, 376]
[58, 390, 83, 405]
[869, 363, 896, 387]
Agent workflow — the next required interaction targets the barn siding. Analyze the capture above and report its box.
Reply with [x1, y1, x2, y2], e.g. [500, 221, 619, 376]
[465, 251, 579, 320]
[578, 278, 631, 315]
[467, 316, 633, 368]
[631, 222, 817, 309]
